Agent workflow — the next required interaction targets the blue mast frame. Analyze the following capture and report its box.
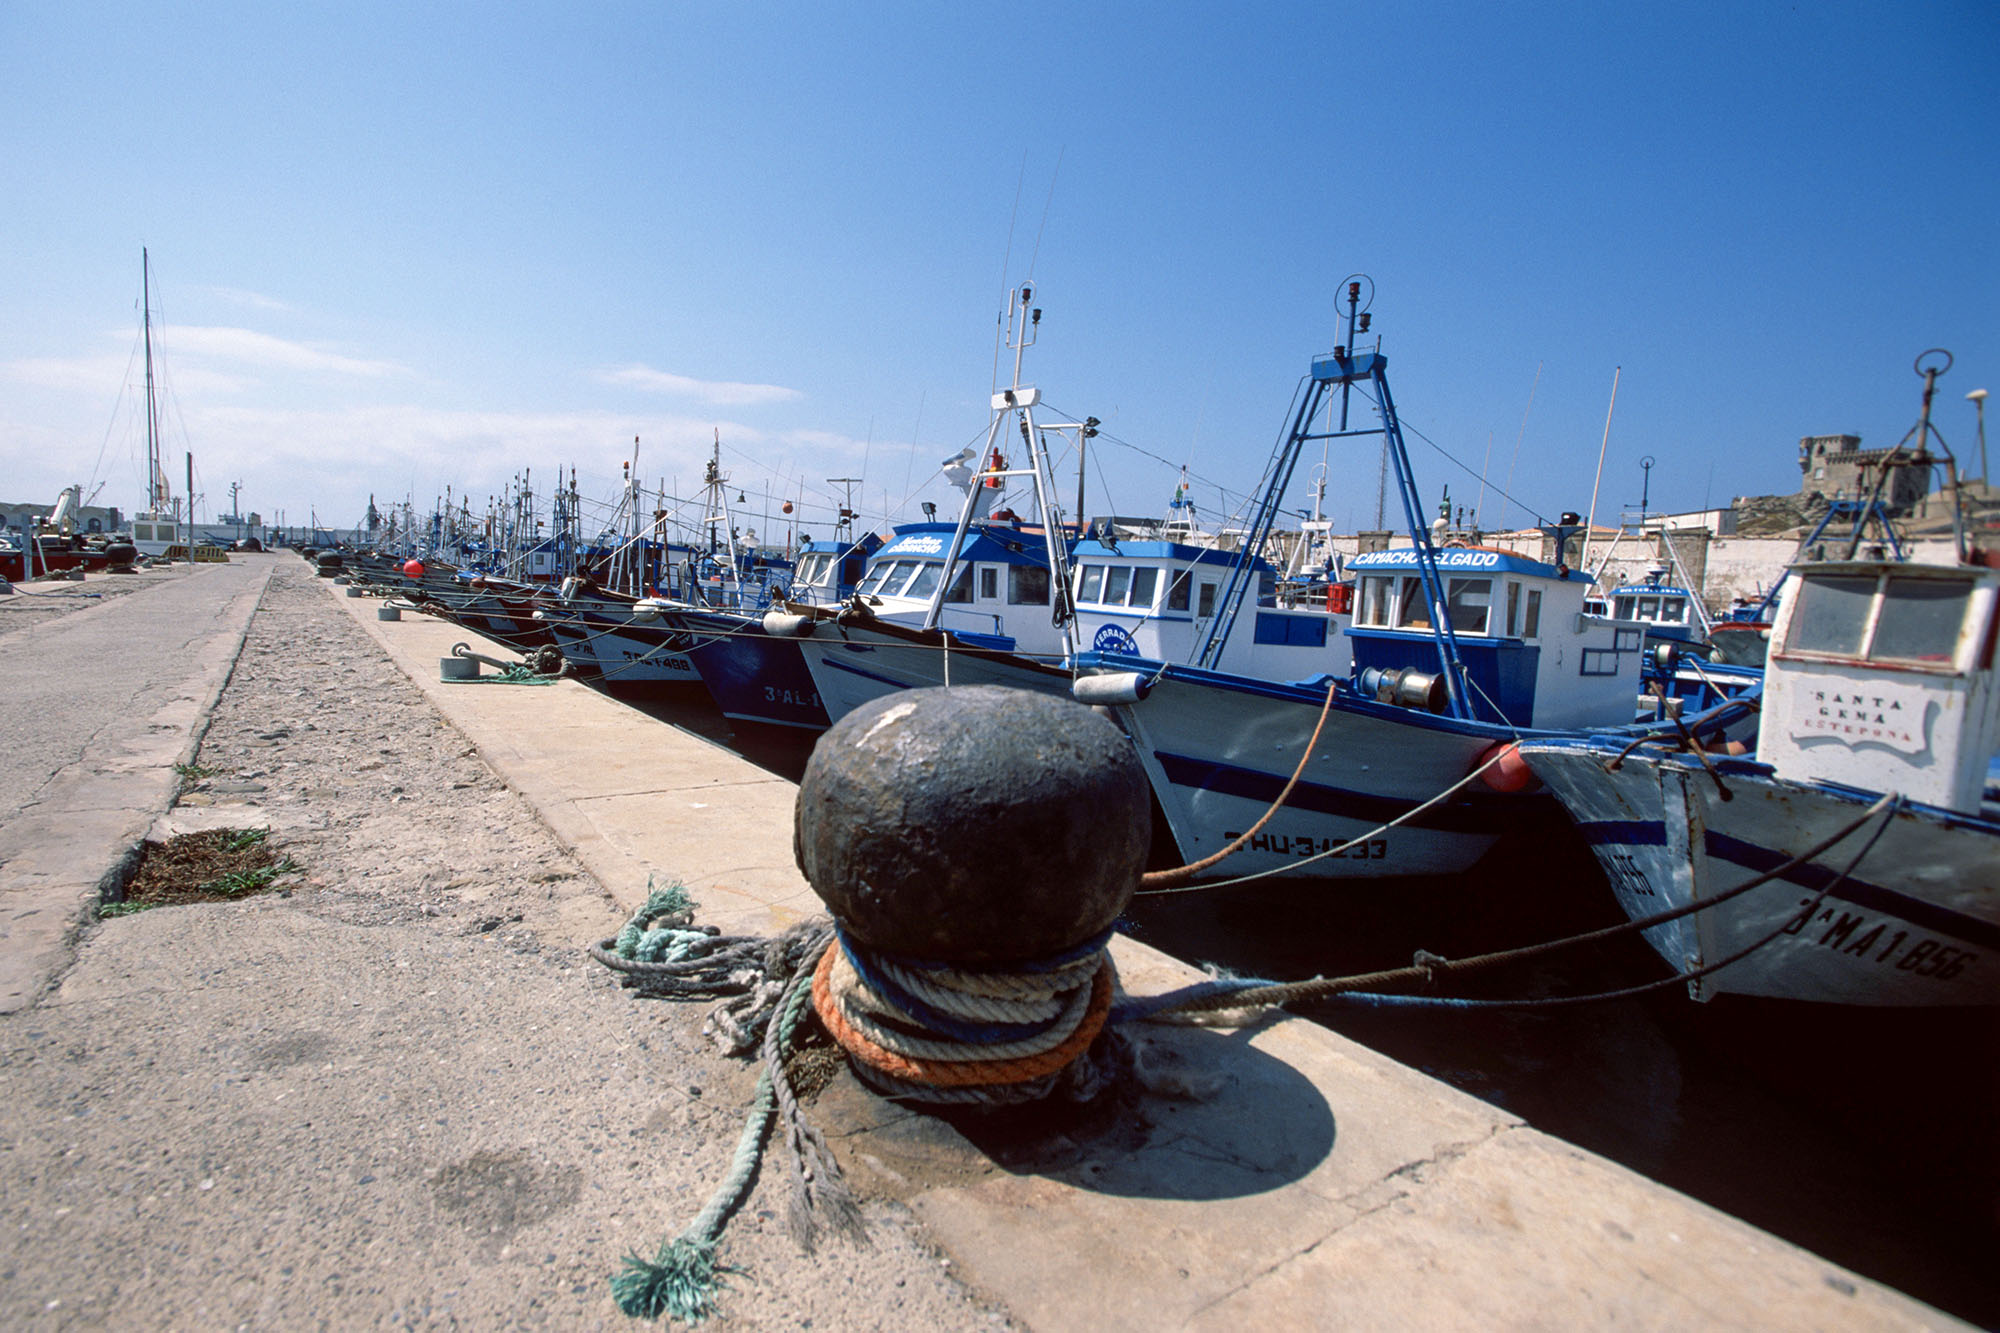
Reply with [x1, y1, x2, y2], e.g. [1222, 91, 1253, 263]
[1194, 285, 1475, 718]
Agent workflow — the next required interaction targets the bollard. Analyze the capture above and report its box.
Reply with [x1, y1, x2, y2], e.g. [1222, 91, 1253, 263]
[377, 605, 401, 621]
[439, 656, 479, 681]
[795, 685, 1150, 963]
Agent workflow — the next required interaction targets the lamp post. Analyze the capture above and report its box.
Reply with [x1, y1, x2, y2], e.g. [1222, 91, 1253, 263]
[1968, 389, 1989, 487]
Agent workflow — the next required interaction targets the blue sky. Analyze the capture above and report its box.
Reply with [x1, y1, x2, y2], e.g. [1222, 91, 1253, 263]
[3, 2, 1994, 545]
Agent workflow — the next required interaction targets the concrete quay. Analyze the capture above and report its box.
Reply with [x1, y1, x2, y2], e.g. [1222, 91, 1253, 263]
[330, 579, 1957, 1331]
[0, 555, 1964, 1329]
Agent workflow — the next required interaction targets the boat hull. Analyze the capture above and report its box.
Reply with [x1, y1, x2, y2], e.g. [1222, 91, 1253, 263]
[544, 606, 701, 684]
[1519, 742, 2000, 1005]
[794, 622, 1072, 726]
[678, 609, 831, 730]
[1090, 659, 1551, 880]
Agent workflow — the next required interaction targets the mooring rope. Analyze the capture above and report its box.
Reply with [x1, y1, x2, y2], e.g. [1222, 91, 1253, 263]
[1123, 790, 1901, 1019]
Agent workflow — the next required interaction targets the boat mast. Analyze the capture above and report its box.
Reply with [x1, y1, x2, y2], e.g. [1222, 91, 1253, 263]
[142, 248, 162, 515]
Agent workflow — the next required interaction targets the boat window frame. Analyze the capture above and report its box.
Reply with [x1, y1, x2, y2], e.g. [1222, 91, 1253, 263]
[1357, 575, 1392, 628]
[1395, 576, 1433, 629]
[1167, 569, 1191, 612]
[1076, 564, 1106, 604]
[1009, 564, 1050, 606]
[1445, 576, 1493, 636]
[1778, 570, 1972, 676]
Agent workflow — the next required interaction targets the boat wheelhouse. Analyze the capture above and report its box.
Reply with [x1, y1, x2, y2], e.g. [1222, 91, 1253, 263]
[1069, 535, 1352, 680]
[1347, 546, 1642, 729]
[1587, 567, 1705, 647]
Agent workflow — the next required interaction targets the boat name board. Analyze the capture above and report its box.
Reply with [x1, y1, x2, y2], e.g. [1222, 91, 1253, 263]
[1350, 548, 1506, 570]
[883, 534, 948, 557]
[1786, 685, 1932, 755]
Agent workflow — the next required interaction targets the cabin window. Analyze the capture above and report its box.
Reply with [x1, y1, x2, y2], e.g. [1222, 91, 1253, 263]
[904, 564, 942, 600]
[1659, 598, 1687, 624]
[1257, 571, 1277, 600]
[1523, 589, 1542, 638]
[1580, 648, 1623, 676]
[1358, 576, 1391, 627]
[1445, 578, 1492, 634]
[842, 555, 864, 585]
[1009, 565, 1049, 605]
[1104, 566, 1132, 605]
[1077, 565, 1106, 603]
[1786, 575, 1877, 656]
[1395, 577, 1433, 629]
[1637, 596, 1660, 620]
[1868, 578, 1965, 665]
[979, 567, 998, 599]
[1130, 567, 1158, 608]
[859, 560, 906, 595]
[1167, 570, 1191, 611]
[1197, 582, 1217, 618]
[1505, 581, 1521, 636]
[944, 565, 974, 604]
[1614, 595, 1635, 619]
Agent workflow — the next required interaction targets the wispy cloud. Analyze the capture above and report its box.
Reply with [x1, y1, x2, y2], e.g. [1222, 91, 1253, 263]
[591, 363, 802, 406]
[162, 325, 408, 378]
[203, 286, 294, 313]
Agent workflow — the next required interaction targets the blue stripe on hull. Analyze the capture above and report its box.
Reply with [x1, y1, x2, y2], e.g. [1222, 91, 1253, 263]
[1576, 819, 2000, 952]
[1154, 752, 1546, 834]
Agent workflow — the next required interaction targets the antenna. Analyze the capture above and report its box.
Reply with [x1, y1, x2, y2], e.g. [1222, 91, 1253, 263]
[827, 478, 862, 538]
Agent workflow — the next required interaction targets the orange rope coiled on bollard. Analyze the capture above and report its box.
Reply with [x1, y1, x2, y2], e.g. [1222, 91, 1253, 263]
[811, 942, 1115, 1089]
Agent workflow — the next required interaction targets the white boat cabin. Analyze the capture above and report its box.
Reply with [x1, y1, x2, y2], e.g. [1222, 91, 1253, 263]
[1347, 547, 1646, 728]
[1585, 568, 1705, 645]
[1067, 535, 1352, 680]
[1758, 560, 2000, 815]
[851, 523, 1066, 655]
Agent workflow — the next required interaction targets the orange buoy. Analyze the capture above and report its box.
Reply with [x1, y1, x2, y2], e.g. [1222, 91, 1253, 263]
[403, 559, 426, 579]
[1477, 741, 1536, 792]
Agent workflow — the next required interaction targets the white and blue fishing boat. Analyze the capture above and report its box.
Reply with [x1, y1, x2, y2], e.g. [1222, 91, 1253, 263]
[1073, 284, 1752, 880]
[776, 287, 1355, 726]
[1518, 355, 1998, 1004]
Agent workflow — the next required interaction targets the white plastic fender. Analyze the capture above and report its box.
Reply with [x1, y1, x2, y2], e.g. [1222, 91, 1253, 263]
[1071, 671, 1150, 705]
[761, 610, 815, 638]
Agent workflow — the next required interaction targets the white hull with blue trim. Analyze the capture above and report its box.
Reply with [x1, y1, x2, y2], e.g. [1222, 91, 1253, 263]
[1519, 743, 1999, 1004]
[1080, 654, 1554, 878]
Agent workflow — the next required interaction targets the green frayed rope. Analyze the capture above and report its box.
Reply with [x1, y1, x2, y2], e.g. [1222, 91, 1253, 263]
[613, 881, 698, 958]
[440, 663, 559, 686]
[610, 948, 822, 1323]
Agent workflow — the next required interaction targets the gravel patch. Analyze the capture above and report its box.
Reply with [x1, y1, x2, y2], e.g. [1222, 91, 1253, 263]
[0, 557, 1016, 1331]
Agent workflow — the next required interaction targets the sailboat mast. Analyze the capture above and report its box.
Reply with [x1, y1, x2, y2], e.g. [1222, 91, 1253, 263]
[142, 248, 161, 512]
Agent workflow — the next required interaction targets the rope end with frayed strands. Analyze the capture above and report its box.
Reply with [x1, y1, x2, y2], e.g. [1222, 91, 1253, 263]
[610, 1235, 736, 1324]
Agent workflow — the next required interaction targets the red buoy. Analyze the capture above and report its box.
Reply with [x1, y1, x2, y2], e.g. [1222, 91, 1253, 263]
[403, 559, 426, 579]
[1477, 742, 1536, 792]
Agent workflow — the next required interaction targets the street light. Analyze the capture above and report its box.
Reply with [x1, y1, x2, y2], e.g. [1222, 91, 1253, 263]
[1968, 389, 1989, 487]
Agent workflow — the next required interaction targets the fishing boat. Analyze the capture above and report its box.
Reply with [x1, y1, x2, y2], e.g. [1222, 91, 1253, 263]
[1517, 353, 1998, 1004]
[1073, 283, 1753, 881]
[774, 287, 1355, 727]
[675, 529, 883, 729]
